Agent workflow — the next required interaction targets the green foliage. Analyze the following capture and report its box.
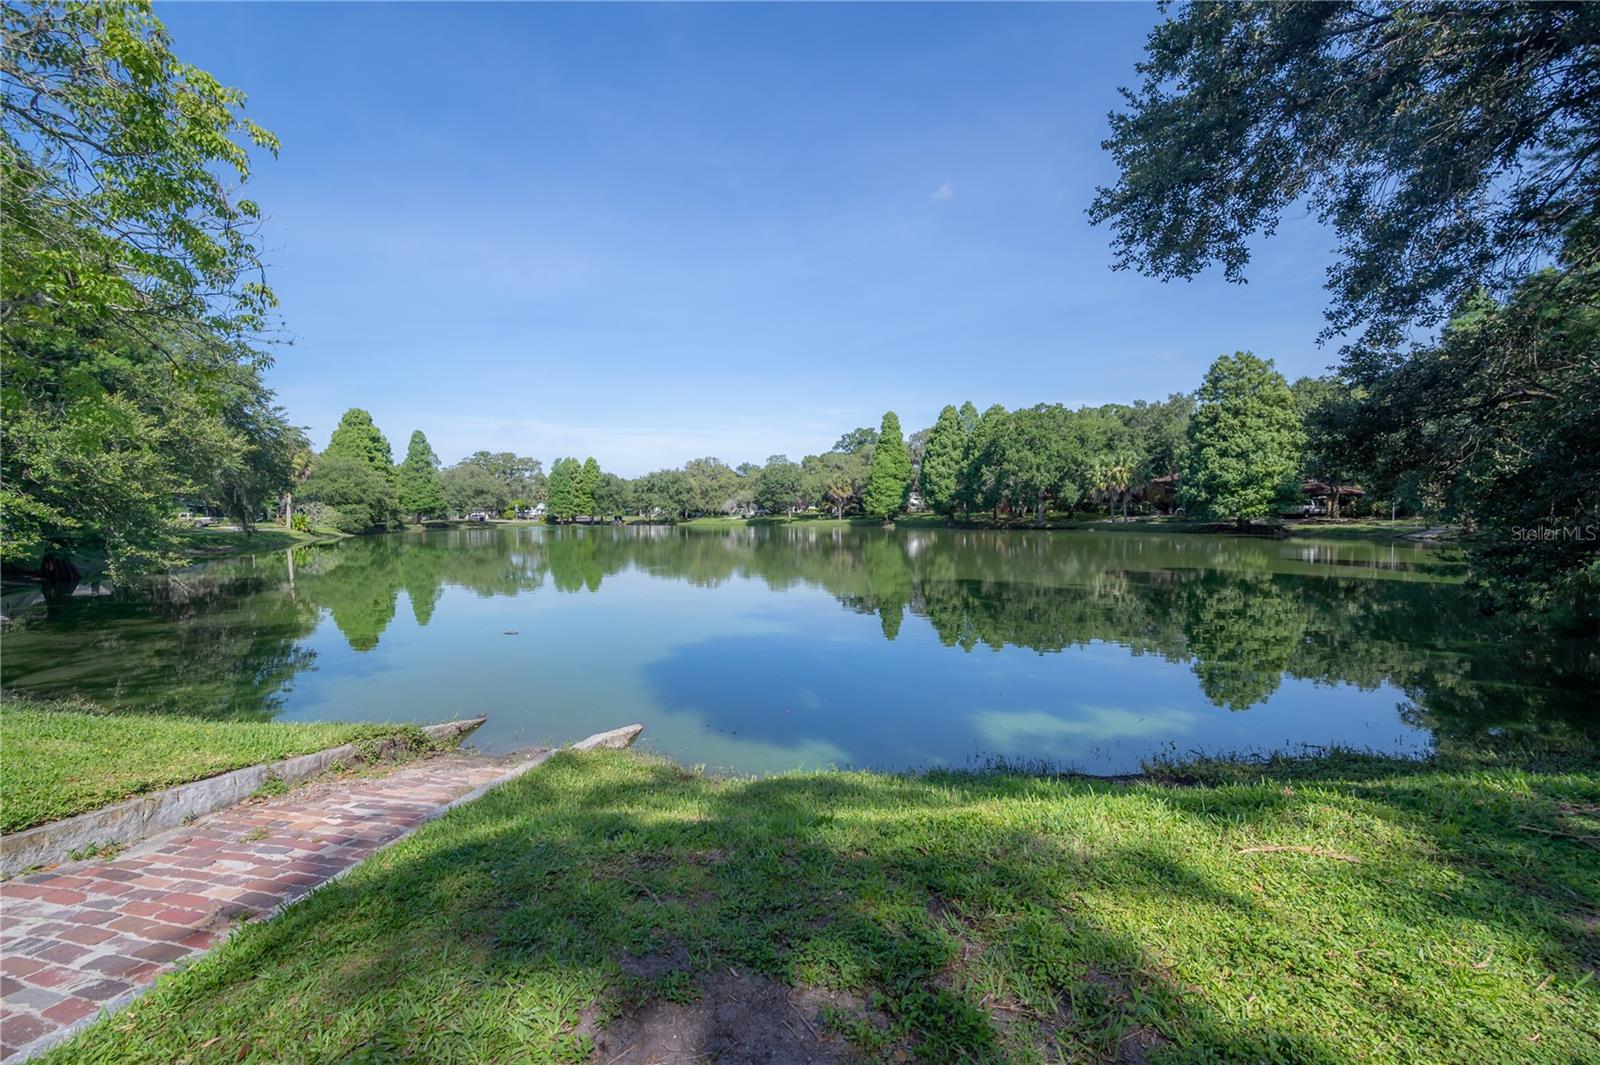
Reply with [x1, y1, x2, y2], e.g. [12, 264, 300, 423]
[577, 457, 601, 517]
[1000, 405, 1072, 521]
[832, 426, 879, 455]
[324, 408, 394, 476]
[1115, 392, 1192, 481]
[1, 0, 281, 345]
[545, 457, 581, 521]
[1182, 353, 1304, 521]
[919, 405, 966, 518]
[0, 1, 298, 580]
[803, 451, 868, 519]
[1345, 271, 1600, 615]
[635, 467, 689, 520]
[863, 413, 912, 520]
[754, 455, 804, 515]
[301, 454, 399, 533]
[396, 430, 446, 521]
[681, 457, 738, 517]
[1089, 2, 1599, 350]
[440, 462, 505, 517]
[1290, 376, 1366, 516]
[593, 472, 631, 517]
[958, 404, 1009, 516]
[439, 451, 542, 517]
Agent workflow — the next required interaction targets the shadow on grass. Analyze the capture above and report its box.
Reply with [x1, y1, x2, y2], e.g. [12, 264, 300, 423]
[41, 752, 1600, 1064]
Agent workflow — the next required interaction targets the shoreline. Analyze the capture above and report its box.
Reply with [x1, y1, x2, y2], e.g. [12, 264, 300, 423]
[3, 515, 1447, 595]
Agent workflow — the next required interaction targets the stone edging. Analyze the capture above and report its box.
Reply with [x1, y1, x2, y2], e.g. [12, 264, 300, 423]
[6, 722, 645, 1064]
[285, 721, 647, 889]
[0, 717, 487, 878]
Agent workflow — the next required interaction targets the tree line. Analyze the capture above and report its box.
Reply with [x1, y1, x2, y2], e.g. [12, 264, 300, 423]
[3, 1, 1593, 617]
[288, 350, 1346, 537]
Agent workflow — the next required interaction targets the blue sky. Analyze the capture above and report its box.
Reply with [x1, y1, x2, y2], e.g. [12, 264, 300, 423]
[163, 2, 1342, 476]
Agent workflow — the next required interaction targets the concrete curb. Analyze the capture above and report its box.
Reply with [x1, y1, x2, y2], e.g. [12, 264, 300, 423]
[0, 717, 486, 878]
[7, 721, 644, 1063]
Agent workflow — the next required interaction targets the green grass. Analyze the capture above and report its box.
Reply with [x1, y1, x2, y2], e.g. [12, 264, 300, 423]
[46, 748, 1600, 1063]
[57, 525, 345, 582]
[173, 525, 345, 560]
[0, 697, 409, 833]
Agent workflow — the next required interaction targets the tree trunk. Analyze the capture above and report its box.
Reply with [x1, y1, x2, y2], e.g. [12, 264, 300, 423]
[39, 552, 79, 586]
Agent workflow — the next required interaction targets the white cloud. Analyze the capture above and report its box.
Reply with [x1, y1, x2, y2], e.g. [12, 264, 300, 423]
[930, 182, 954, 202]
[972, 705, 1198, 750]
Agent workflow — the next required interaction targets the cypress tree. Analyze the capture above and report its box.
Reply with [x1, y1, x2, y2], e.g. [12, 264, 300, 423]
[920, 404, 966, 519]
[577, 457, 601, 518]
[863, 411, 913, 522]
[396, 430, 446, 522]
[546, 457, 575, 521]
[960, 405, 1008, 517]
[1181, 352, 1304, 523]
[325, 409, 394, 477]
[320, 408, 400, 528]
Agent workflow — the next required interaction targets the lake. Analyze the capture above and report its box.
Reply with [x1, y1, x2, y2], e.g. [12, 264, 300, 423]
[3, 524, 1595, 774]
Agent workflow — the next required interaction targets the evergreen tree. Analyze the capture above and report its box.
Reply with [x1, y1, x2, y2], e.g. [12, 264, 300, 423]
[396, 430, 446, 522]
[960, 405, 1008, 517]
[577, 457, 601, 518]
[325, 409, 394, 477]
[546, 457, 577, 521]
[957, 400, 980, 437]
[920, 405, 966, 519]
[1181, 352, 1304, 522]
[863, 412, 912, 522]
[314, 409, 400, 528]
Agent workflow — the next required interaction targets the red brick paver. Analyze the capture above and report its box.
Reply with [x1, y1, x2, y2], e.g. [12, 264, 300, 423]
[0, 751, 540, 1061]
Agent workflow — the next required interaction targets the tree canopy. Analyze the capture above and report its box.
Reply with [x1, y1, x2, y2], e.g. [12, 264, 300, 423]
[755, 455, 804, 516]
[1, 0, 297, 580]
[919, 406, 966, 519]
[1091, 0, 1599, 613]
[1182, 353, 1304, 522]
[301, 454, 398, 534]
[324, 409, 394, 475]
[1089, 1, 1600, 351]
[863, 412, 913, 521]
[397, 431, 446, 521]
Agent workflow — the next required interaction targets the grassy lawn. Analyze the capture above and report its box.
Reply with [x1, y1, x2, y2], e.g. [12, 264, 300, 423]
[0, 697, 410, 833]
[45, 748, 1600, 1063]
[174, 525, 345, 560]
[53, 526, 345, 583]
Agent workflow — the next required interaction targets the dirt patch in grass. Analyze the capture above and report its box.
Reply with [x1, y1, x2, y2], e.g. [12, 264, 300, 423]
[592, 968, 864, 1065]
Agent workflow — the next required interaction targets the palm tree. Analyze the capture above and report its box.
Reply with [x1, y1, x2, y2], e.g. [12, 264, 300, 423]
[1085, 461, 1107, 517]
[1090, 454, 1139, 521]
[1106, 456, 1137, 521]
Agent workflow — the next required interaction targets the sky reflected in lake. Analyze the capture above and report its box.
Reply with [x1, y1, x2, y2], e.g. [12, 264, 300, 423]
[4, 525, 1594, 774]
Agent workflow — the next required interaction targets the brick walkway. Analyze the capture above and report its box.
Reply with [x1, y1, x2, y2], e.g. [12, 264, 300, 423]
[0, 750, 544, 1061]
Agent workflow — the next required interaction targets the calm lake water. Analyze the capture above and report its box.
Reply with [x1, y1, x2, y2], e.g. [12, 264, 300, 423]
[3, 525, 1595, 774]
